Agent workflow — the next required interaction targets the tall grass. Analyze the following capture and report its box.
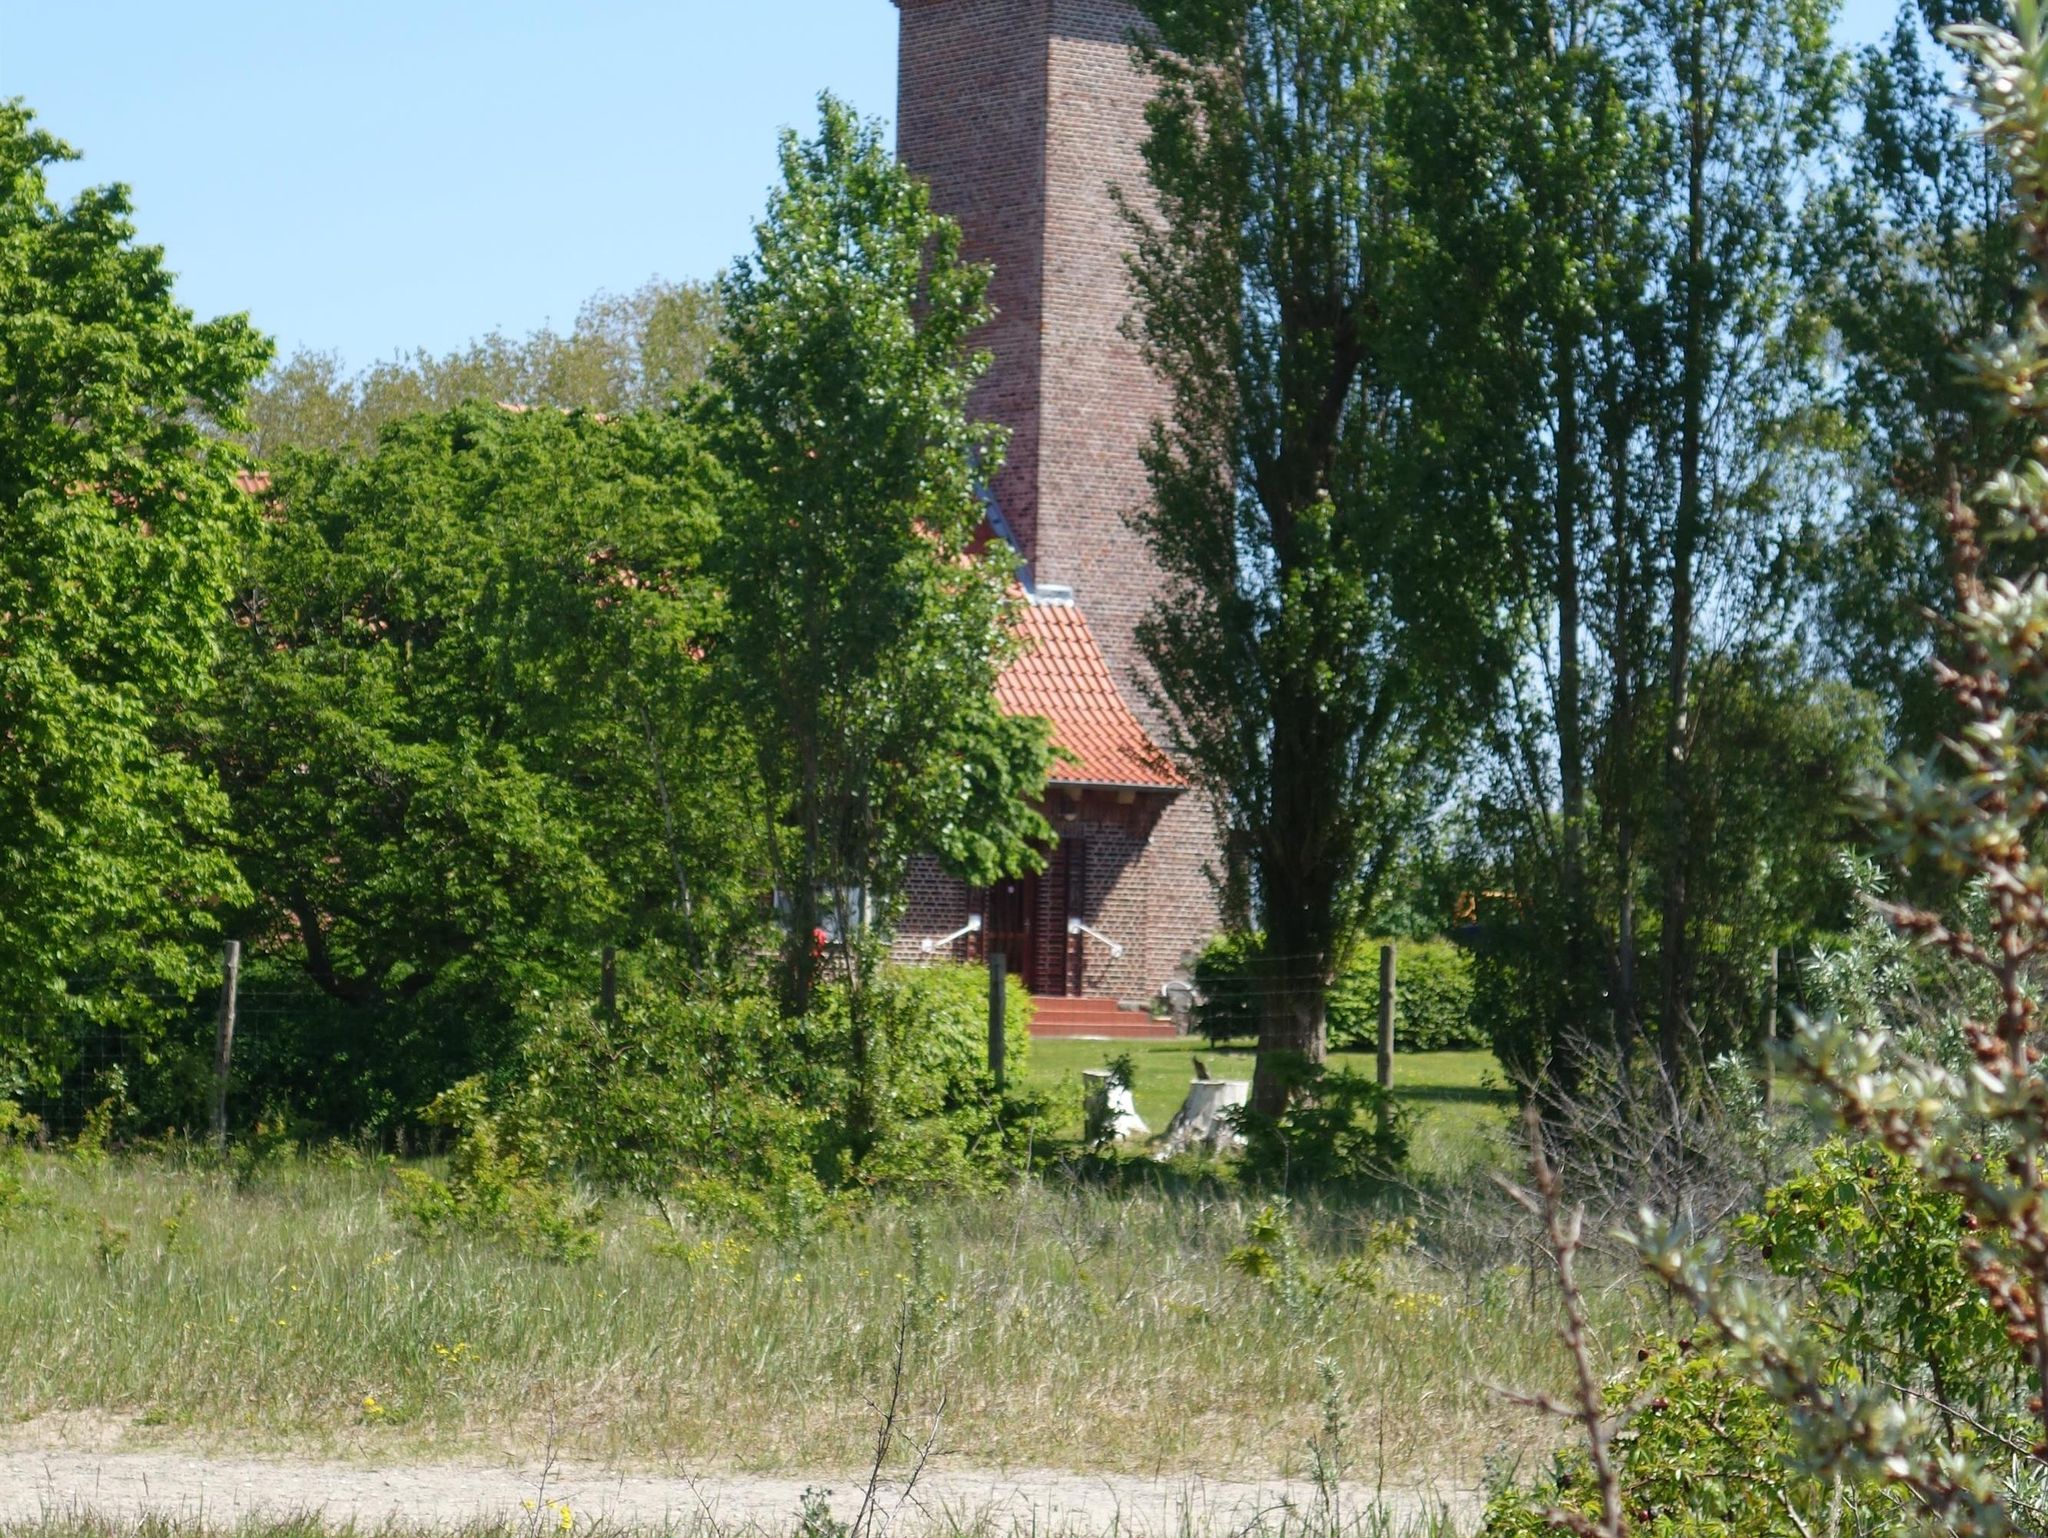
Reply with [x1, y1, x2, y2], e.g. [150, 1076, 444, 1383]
[0, 1151, 1627, 1481]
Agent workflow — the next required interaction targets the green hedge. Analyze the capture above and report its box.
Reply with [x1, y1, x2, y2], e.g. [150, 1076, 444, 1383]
[1192, 933, 1482, 1052]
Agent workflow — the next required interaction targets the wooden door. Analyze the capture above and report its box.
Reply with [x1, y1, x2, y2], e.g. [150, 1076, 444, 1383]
[984, 874, 1037, 992]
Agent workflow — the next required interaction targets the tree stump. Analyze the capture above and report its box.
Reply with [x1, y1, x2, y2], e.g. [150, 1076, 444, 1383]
[1082, 1069, 1148, 1144]
[1155, 1077, 1249, 1158]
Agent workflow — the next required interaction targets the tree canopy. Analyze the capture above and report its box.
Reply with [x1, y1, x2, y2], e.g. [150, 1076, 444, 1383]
[0, 99, 271, 1098]
[710, 95, 1055, 1020]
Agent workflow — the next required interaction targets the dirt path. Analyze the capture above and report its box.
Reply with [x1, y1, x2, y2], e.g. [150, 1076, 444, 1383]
[0, 1447, 1477, 1534]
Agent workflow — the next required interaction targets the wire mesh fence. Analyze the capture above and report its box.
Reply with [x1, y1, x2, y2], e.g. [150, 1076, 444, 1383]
[12, 946, 532, 1147]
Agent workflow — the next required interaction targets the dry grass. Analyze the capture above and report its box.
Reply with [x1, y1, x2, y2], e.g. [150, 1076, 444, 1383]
[0, 1150, 1625, 1485]
[0, 1508, 1462, 1538]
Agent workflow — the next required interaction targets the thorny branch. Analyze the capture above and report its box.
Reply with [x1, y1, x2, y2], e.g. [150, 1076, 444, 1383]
[1497, 1102, 1626, 1538]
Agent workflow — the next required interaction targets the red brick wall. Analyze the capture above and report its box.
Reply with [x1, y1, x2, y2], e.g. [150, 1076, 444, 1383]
[894, 0, 1224, 998]
[895, 0, 1049, 561]
[892, 857, 974, 966]
[1036, 0, 1170, 724]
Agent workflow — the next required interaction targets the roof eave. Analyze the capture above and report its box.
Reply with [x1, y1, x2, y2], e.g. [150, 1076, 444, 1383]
[1046, 776, 1186, 794]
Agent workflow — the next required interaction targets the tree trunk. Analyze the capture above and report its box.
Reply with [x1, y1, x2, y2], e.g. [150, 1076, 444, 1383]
[1606, 350, 1641, 1074]
[1659, 15, 1709, 1085]
[1250, 981, 1328, 1119]
[1556, 325, 1589, 1087]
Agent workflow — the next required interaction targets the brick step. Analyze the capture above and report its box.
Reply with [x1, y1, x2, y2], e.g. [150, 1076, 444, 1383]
[1029, 998, 1132, 1022]
[1027, 995, 1181, 1039]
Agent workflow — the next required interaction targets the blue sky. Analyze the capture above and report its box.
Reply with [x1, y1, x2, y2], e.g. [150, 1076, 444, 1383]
[6, 0, 1906, 369]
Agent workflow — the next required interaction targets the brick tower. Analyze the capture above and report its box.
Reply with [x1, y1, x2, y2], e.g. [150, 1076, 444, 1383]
[890, 0, 1224, 1014]
[894, 0, 1164, 697]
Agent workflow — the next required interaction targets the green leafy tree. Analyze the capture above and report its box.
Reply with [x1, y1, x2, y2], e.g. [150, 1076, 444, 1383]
[248, 278, 722, 456]
[1124, 0, 1511, 1116]
[0, 101, 270, 1095]
[200, 403, 753, 1128]
[1571, 11, 2048, 1525]
[1812, 2, 2027, 754]
[710, 96, 1055, 1050]
[1643, 0, 1843, 1074]
[1439, 0, 1860, 1089]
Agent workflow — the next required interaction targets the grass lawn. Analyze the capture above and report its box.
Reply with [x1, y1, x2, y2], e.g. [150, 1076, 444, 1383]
[1022, 1037, 1510, 1165]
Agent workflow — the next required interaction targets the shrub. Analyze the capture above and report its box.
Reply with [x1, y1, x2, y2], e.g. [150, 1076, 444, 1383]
[1192, 931, 1267, 1045]
[0, 1101, 35, 1228]
[509, 988, 830, 1228]
[1229, 1062, 1407, 1186]
[811, 964, 1046, 1195]
[501, 964, 1044, 1221]
[1329, 938, 1480, 1052]
[392, 1078, 600, 1262]
[1482, 1338, 1892, 1538]
[1194, 932, 1482, 1052]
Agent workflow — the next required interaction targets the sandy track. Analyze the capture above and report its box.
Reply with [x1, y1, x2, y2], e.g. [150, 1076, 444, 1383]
[0, 1448, 1477, 1534]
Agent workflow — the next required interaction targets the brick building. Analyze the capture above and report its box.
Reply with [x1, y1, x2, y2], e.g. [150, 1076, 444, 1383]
[889, 0, 1223, 1018]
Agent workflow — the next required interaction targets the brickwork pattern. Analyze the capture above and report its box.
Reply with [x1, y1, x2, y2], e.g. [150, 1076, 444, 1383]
[894, 0, 1224, 997]
[895, 784, 1217, 1006]
[1036, 1, 1172, 731]
[891, 860, 974, 967]
[895, 0, 1049, 562]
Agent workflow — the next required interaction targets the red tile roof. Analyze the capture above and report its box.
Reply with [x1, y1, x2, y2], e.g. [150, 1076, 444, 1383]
[997, 597, 1185, 790]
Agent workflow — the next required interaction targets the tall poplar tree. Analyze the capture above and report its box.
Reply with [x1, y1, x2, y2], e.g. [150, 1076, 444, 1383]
[1641, 0, 1841, 1073]
[1126, 0, 1510, 1117]
[1814, 1, 2024, 754]
[1459, 0, 1853, 1087]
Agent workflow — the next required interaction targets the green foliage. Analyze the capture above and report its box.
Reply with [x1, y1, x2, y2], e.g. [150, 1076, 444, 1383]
[1733, 1140, 2017, 1413]
[392, 1079, 599, 1263]
[1126, 0, 1512, 1113]
[248, 278, 722, 456]
[1230, 1063, 1408, 1187]
[0, 1101, 36, 1227]
[507, 986, 831, 1233]
[1477, 661, 1879, 1089]
[1484, 1339, 1896, 1538]
[194, 403, 758, 1133]
[809, 965, 1043, 1196]
[1226, 1202, 1415, 1320]
[0, 100, 271, 1098]
[1331, 940, 1479, 1053]
[710, 96, 1053, 1015]
[1191, 932, 1266, 1046]
[1604, 16, 2048, 1524]
[1195, 933, 1481, 1052]
[1810, 7, 2027, 754]
[498, 964, 1039, 1222]
[1438, 0, 1858, 1086]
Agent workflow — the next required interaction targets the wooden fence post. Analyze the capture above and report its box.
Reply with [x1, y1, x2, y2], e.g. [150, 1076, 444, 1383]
[988, 951, 1008, 1094]
[211, 940, 241, 1150]
[1377, 943, 1396, 1138]
[1762, 945, 1780, 1111]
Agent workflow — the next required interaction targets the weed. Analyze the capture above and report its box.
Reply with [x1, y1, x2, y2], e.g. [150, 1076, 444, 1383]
[93, 1215, 130, 1273]
[392, 1080, 599, 1263]
[159, 1192, 195, 1258]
